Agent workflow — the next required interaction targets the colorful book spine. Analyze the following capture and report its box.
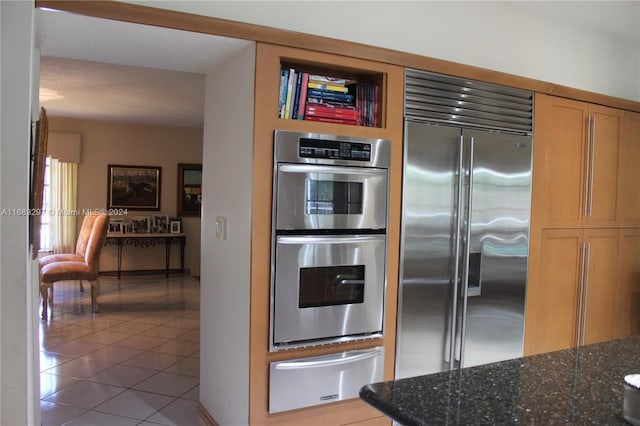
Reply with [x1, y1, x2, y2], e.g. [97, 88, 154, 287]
[307, 81, 349, 93]
[297, 73, 309, 120]
[306, 89, 354, 104]
[283, 68, 296, 119]
[278, 69, 289, 118]
[305, 104, 358, 120]
[291, 72, 303, 120]
[305, 115, 358, 125]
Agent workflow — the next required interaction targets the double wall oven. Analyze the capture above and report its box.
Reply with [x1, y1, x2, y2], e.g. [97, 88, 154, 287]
[270, 130, 391, 351]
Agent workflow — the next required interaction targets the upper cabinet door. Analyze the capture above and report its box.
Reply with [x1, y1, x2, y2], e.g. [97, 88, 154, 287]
[585, 104, 622, 227]
[533, 94, 588, 228]
[617, 111, 640, 227]
[532, 94, 622, 228]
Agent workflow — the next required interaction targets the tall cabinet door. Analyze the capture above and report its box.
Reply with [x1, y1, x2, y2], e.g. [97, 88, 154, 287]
[585, 105, 622, 227]
[581, 229, 618, 345]
[533, 94, 621, 228]
[528, 229, 583, 354]
[618, 112, 640, 227]
[533, 95, 588, 228]
[614, 229, 640, 338]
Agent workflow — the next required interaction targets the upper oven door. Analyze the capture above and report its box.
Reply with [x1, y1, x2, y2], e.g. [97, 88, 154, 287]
[275, 164, 388, 231]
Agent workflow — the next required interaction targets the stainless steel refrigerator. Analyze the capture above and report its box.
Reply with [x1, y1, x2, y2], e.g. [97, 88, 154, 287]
[395, 118, 533, 379]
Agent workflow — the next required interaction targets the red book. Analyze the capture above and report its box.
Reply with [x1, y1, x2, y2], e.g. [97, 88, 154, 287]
[305, 115, 357, 125]
[305, 104, 358, 120]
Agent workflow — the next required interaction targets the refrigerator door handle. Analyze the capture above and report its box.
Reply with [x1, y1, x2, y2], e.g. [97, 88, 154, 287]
[458, 136, 475, 367]
[445, 134, 466, 369]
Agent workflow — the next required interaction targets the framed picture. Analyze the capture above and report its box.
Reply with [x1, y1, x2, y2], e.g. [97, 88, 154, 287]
[108, 218, 125, 234]
[177, 163, 202, 217]
[131, 216, 150, 233]
[170, 220, 181, 234]
[108, 164, 161, 210]
[151, 214, 169, 233]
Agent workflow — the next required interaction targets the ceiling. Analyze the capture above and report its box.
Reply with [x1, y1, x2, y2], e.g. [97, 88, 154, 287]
[35, 8, 253, 128]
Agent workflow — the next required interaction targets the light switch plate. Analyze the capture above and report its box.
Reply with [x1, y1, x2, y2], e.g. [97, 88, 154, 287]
[215, 215, 227, 240]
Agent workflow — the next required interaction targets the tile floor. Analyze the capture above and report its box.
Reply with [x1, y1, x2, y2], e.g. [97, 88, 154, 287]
[39, 274, 203, 426]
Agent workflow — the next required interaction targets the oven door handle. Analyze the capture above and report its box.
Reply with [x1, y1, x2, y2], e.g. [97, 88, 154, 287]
[335, 279, 365, 286]
[278, 163, 387, 177]
[273, 349, 382, 370]
[277, 235, 385, 245]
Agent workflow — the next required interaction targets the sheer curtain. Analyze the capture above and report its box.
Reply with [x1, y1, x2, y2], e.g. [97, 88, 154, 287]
[49, 157, 78, 254]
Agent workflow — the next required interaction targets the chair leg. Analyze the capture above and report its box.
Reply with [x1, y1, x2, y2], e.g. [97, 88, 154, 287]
[40, 284, 50, 320]
[79, 280, 84, 293]
[89, 279, 100, 314]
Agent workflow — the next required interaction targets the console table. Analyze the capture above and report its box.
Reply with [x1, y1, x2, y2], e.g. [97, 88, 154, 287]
[104, 233, 186, 278]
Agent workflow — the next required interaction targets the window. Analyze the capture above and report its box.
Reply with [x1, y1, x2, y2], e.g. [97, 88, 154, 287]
[40, 157, 52, 251]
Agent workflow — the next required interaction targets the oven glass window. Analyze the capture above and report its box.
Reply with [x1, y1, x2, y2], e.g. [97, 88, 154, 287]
[299, 265, 365, 308]
[306, 180, 363, 215]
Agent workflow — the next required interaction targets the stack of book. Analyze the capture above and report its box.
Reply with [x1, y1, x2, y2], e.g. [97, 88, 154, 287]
[278, 68, 378, 127]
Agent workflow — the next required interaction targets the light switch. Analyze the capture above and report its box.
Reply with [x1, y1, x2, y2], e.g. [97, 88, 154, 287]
[215, 215, 227, 240]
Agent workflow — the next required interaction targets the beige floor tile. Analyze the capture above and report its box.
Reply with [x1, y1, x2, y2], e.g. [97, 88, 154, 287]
[88, 364, 158, 388]
[93, 389, 174, 420]
[43, 357, 115, 380]
[146, 398, 203, 426]
[122, 351, 186, 371]
[164, 357, 199, 377]
[47, 340, 107, 358]
[179, 385, 199, 401]
[152, 339, 199, 357]
[40, 400, 86, 426]
[62, 410, 140, 426]
[43, 381, 125, 409]
[142, 325, 187, 339]
[76, 329, 131, 345]
[112, 334, 169, 351]
[133, 372, 199, 397]
[82, 345, 143, 364]
[40, 351, 74, 371]
[40, 373, 82, 399]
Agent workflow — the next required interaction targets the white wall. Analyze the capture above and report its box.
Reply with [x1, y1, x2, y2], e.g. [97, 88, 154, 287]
[199, 44, 256, 424]
[123, 0, 640, 102]
[0, 1, 39, 425]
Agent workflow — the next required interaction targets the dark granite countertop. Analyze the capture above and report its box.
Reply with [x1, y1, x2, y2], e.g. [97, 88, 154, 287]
[360, 336, 640, 425]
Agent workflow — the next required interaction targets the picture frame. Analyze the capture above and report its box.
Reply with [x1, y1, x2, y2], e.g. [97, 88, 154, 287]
[170, 220, 181, 234]
[131, 216, 150, 234]
[151, 214, 169, 233]
[107, 164, 161, 210]
[108, 218, 125, 234]
[177, 163, 202, 217]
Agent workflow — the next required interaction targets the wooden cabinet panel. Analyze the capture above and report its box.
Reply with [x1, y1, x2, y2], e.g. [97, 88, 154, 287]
[527, 229, 619, 354]
[618, 112, 640, 226]
[582, 229, 618, 345]
[614, 229, 640, 338]
[534, 94, 587, 228]
[586, 105, 622, 226]
[533, 94, 622, 228]
[530, 229, 582, 353]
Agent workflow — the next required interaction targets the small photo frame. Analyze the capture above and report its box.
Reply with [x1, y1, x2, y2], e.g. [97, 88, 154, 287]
[151, 214, 169, 233]
[108, 218, 125, 234]
[170, 220, 181, 234]
[131, 216, 150, 233]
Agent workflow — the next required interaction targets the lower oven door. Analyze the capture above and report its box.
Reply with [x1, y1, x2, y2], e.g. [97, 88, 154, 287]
[272, 234, 386, 350]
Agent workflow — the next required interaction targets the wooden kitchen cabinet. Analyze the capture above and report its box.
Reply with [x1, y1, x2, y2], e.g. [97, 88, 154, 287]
[533, 94, 622, 228]
[613, 228, 640, 338]
[525, 228, 618, 354]
[617, 111, 640, 227]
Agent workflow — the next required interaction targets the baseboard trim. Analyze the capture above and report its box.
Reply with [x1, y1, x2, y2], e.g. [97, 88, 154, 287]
[198, 402, 219, 426]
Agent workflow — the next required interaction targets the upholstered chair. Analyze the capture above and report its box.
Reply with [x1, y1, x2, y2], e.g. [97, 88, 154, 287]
[39, 214, 109, 320]
[38, 213, 98, 299]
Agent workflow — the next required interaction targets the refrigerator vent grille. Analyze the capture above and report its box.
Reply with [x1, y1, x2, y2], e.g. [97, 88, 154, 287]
[404, 69, 533, 133]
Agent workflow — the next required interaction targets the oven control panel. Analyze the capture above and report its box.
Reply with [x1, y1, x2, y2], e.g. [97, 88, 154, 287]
[299, 138, 371, 162]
